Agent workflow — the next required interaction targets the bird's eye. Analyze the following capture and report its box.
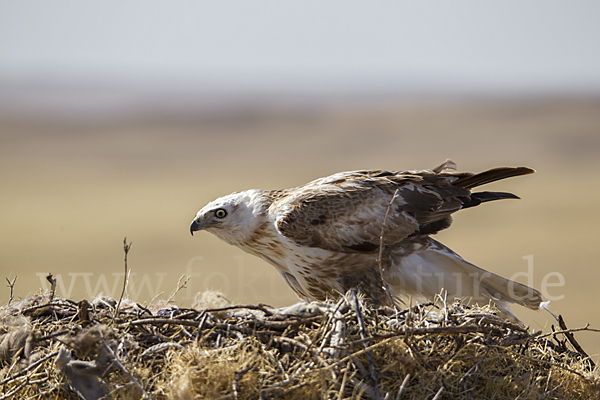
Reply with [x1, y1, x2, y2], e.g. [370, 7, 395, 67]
[214, 208, 228, 218]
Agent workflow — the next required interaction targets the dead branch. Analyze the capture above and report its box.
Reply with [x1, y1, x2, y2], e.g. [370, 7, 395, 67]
[46, 273, 57, 302]
[557, 315, 596, 369]
[350, 290, 383, 400]
[112, 237, 132, 323]
[166, 275, 192, 304]
[5, 276, 17, 305]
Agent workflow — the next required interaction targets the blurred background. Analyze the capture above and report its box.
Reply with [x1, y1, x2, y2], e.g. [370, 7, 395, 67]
[1, 2, 599, 359]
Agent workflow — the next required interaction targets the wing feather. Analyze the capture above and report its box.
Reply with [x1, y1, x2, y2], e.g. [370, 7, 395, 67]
[271, 162, 533, 253]
[272, 170, 461, 252]
[272, 185, 416, 253]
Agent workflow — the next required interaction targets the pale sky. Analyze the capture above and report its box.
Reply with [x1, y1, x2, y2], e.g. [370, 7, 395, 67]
[2, 1, 600, 94]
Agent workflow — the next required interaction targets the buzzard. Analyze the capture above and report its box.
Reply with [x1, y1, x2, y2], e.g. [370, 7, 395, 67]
[190, 160, 542, 318]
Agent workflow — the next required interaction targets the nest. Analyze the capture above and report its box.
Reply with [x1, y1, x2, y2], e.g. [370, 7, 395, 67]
[0, 291, 598, 400]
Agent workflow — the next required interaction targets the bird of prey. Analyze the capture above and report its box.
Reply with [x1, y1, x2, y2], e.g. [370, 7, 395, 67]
[190, 160, 542, 318]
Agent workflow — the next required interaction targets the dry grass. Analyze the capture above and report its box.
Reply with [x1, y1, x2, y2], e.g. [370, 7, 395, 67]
[0, 290, 598, 400]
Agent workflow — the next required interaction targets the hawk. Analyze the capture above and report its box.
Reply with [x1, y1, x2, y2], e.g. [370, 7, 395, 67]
[190, 160, 543, 319]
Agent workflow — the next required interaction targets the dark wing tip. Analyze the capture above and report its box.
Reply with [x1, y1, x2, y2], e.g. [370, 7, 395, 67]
[514, 166, 536, 175]
[460, 191, 522, 209]
[454, 166, 536, 189]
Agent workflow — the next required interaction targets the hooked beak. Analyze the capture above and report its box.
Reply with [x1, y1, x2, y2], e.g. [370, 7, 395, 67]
[190, 219, 222, 235]
[190, 220, 203, 236]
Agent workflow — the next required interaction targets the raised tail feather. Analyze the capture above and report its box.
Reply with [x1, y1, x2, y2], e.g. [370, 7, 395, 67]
[460, 191, 521, 209]
[453, 166, 535, 189]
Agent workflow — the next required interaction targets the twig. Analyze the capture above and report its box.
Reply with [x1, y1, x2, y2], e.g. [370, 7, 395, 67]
[136, 302, 153, 317]
[377, 188, 399, 307]
[337, 360, 352, 400]
[318, 297, 346, 356]
[460, 314, 528, 333]
[543, 370, 552, 395]
[431, 386, 444, 400]
[121, 318, 202, 328]
[196, 312, 209, 340]
[0, 375, 51, 400]
[556, 315, 596, 368]
[141, 342, 184, 359]
[0, 350, 59, 386]
[497, 345, 586, 378]
[537, 382, 567, 400]
[261, 363, 311, 394]
[440, 290, 448, 324]
[323, 314, 346, 359]
[195, 304, 274, 317]
[5, 276, 16, 305]
[0, 379, 28, 400]
[344, 324, 505, 348]
[537, 324, 600, 339]
[318, 298, 345, 344]
[232, 367, 255, 400]
[500, 331, 542, 346]
[120, 315, 321, 332]
[166, 275, 192, 304]
[350, 290, 383, 400]
[38, 329, 72, 341]
[395, 374, 410, 400]
[20, 300, 77, 317]
[350, 377, 378, 400]
[46, 273, 57, 302]
[459, 347, 491, 383]
[272, 337, 331, 370]
[113, 237, 132, 324]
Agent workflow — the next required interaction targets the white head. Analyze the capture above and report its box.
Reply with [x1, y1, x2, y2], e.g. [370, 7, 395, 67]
[190, 189, 267, 247]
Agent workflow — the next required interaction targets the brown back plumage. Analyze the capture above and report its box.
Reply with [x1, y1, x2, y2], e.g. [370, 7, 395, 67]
[274, 160, 534, 253]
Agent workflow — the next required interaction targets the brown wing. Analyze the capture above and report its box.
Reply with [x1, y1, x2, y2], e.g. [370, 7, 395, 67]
[272, 166, 462, 253]
[272, 161, 534, 253]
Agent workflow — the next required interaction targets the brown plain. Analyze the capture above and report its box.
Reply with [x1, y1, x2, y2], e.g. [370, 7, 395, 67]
[1, 97, 599, 361]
